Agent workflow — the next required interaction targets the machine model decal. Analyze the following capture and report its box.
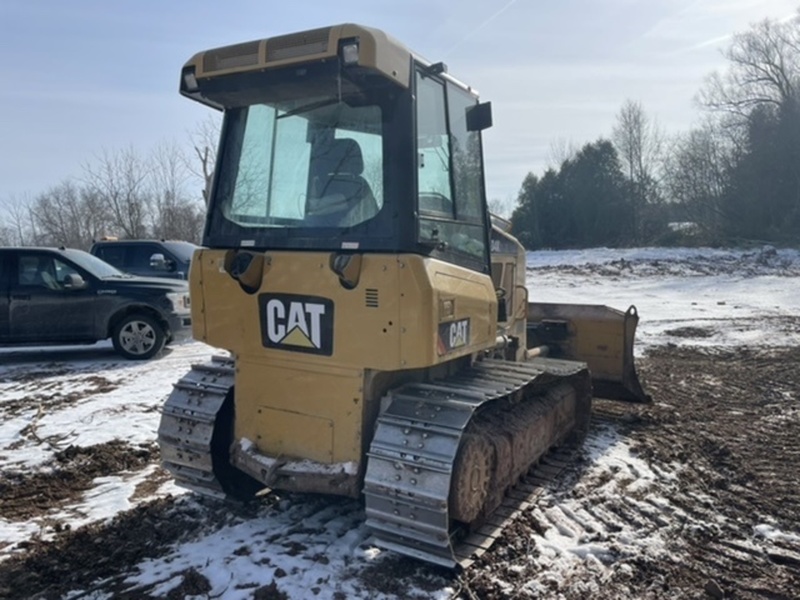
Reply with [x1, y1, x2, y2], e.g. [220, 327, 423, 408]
[437, 318, 470, 355]
[259, 293, 334, 356]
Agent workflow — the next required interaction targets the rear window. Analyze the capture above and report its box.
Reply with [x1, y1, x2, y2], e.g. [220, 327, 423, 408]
[94, 245, 126, 267]
[159, 242, 198, 262]
[94, 241, 198, 265]
[66, 250, 124, 278]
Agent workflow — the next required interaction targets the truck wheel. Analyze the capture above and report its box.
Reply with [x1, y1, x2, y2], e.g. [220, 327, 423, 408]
[112, 314, 166, 360]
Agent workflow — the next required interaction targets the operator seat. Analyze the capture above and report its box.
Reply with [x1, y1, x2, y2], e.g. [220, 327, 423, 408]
[306, 138, 379, 226]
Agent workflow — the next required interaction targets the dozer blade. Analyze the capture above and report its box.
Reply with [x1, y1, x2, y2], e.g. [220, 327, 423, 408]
[527, 302, 650, 403]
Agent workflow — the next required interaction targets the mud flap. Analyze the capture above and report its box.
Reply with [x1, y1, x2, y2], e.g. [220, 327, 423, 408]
[527, 302, 650, 403]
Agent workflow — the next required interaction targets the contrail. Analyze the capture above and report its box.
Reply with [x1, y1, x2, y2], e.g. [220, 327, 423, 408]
[443, 0, 520, 58]
[681, 11, 797, 54]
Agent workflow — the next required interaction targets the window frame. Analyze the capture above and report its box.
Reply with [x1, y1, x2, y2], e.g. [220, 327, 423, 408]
[202, 62, 413, 252]
[413, 66, 491, 275]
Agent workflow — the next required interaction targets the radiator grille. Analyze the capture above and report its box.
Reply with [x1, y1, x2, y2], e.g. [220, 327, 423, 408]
[365, 289, 379, 308]
[266, 27, 330, 62]
[203, 41, 260, 72]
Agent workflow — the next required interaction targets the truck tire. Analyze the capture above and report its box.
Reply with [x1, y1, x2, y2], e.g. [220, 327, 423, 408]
[112, 313, 166, 360]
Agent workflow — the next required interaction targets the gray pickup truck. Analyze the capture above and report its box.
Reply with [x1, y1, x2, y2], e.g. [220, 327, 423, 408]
[0, 247, 192, 359]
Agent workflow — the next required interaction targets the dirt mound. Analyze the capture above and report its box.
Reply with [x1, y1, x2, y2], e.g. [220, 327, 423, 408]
[0, 495, 263, 600]
[0, 441, 157, 521]
[529, 246, 800, 279]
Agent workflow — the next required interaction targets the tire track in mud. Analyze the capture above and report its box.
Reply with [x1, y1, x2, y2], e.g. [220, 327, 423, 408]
[2, 345, 798, 599]
[633, 346, 800, 598]
[0, 373, 123, 418]
[460, 346, 800, 599]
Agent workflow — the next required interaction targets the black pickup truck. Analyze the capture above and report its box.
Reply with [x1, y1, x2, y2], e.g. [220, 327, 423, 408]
[89, 239, 198, 280]
[0, 247, 192, 359]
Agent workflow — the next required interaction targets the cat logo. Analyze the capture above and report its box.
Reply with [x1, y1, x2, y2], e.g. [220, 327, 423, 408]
[437, 318, 470, 356]
[259, 293, 334, 356]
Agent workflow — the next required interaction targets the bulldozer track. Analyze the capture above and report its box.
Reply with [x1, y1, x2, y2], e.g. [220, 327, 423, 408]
[157, 355, 235, 499]
[158, 355, 593, 569]
[364, 357, 590, 568]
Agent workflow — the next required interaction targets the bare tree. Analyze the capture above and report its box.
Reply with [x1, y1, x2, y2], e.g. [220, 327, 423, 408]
[699, 12, 800, 120]
[187, 114, 221, 207]
[697, 12, 800, 241]
[487, 197, 513, 219]
[546, 137, 578, 168]
[663, 120, 735, 238]
[0, 194, 38, 245]
[149, 141, 204, 241]
[83, 147, 151, 239]
[612, 100, 664, 188]
[30, 181, 110, 249]
[612, 100, 665, 241]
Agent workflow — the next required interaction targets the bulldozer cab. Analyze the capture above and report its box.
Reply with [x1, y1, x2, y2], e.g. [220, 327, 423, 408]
[179, 23, 648, 403]
[185, 27, 493, 277]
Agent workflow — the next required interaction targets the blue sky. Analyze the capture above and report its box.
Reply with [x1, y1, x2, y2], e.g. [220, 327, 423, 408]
[1, 0, 797, 208]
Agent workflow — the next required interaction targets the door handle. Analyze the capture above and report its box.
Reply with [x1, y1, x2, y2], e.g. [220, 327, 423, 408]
[11, 294, 31, 300]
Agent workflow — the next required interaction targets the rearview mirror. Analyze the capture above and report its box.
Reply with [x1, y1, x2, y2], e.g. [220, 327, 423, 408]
[467, 102, 493, 132]
[150, 253, 169, 270]
[63, 273, 88, 290]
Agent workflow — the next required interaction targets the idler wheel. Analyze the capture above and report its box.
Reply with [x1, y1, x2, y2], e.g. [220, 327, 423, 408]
[449, 432, 494, 523]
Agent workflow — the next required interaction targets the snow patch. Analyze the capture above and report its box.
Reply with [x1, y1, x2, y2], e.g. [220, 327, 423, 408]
[754, 524, 800, 543]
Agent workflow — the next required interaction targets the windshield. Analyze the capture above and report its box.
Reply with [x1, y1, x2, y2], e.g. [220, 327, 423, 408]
[65, 249, 126, 278]
[218, 98, 384, 230]
[162, 241, 199, 262]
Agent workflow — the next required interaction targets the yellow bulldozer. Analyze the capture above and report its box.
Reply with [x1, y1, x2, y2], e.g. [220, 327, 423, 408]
[158, 24, 648, 568]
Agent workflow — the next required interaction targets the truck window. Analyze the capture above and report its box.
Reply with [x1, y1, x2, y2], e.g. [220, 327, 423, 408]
[127, 244, 161, 271]
[95, 245, 126, 269]
[17, 254, 79, 290]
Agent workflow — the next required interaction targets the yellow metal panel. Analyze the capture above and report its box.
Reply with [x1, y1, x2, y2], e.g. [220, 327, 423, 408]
[195, 250, 497, 371]
[196, 250, 405, 370]
[255, 408, 333, 461]
[194, 249, 500, 465]
[188, 251, 206, 340]
[397, 258, 497, 368]
[235, 356, 364, 463]
[526, 302, 649, 402]
[189, 24, 412, 88]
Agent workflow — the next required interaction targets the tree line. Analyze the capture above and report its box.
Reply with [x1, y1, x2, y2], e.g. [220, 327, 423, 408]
[511, 10, 800, 249]
[0, 117, 219, 250]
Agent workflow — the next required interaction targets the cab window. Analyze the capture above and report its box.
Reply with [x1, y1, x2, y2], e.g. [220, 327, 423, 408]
[415, 70, 488, 272]
[224, 101, 384, 228]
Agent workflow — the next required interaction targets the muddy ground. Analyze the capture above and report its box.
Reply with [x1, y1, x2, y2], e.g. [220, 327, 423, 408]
[0, 344, 798, 599]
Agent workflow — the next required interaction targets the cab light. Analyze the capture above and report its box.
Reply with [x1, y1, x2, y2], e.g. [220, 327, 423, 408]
[341, 42, 359, 66]
[183, 69, 199, 92]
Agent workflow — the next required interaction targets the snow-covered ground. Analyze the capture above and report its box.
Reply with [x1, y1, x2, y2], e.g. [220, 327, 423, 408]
[0, 246, 797, 599]
[527, 246, 800, 350]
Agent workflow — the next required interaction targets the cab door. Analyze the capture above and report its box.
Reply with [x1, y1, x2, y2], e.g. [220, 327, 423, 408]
[8, 251, 97, 342]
